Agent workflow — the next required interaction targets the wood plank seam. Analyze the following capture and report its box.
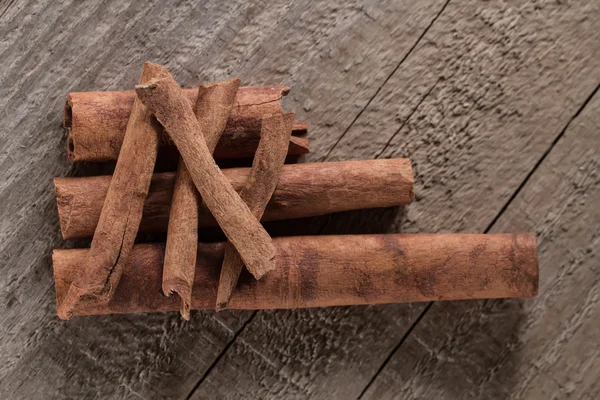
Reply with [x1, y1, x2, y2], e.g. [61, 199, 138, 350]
[356, 80, 600, 399]
[184, 313, 258, 400]
[374, 78, 441, 159]
[357, 302, 433, 399]
[184, 3, 453, 397]
[1, 1, 596, 397]
[0, 0, 16, 20]
[182, 218, 331, 399]
[183, 65, 600, 400]
[481, 81, 600, 233]
[0, 1, 470, 397]
[321, 0, 452, 162]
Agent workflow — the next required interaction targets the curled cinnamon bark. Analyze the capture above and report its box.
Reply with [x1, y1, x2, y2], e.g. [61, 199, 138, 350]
[217, 113, 295, 309]
[53, 233, 539, 317]
[163, 78, 241, 320]
[135, 64, 276, 277]
[57, 62, 167, 320]
[64, 87, 309, 162]
[54, 158, 415, 239]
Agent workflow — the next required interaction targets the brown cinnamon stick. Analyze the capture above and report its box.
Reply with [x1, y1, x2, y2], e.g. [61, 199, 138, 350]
[135, 64, 275, 276]
[163, 78, 240, 320]
[217, 113, 294, 309]
[65, 87, 309, 162]
[53, 233, 539, 318]
[55, 158, 415, 240]
[57, 62, 167, 320]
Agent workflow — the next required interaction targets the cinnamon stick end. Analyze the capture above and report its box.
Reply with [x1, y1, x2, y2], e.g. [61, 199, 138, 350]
[181, 301, 191, 320]
[407, 160, 415, 202]
[64, 96, 78, 161]
[54, 178, 71, 241]
[248, 252, 277, 280]
[135, 77, 172, 112]
[63, 96, 73, 129]
[56, 284, 88, 320]
[135, 81, 159, 94]
[57, 281, 114, 320]
[66, 135, 75, 161]
[203, 77, 241, 90]
[162, 280, 192, 320]
[56, 304, 73, 321]
[519, 232, 539, 297]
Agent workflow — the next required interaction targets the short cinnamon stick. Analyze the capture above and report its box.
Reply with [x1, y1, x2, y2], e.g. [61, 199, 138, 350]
[217, 113, 294, 309]
[163, 78, 240, 320]
[53, 233, 539, 318]
[65, 87, 309, 162]
[57, 62, 167, 320]
[135, 65, 275, 276]
[55, 159, 415, 240]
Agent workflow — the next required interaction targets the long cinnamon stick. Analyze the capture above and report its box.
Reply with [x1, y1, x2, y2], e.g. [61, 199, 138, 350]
[55, 159, 415, 240]
[217, 113, 294, 309]
[53, 233, 539, 318]
[57, 62, 167, 320]
[135, 65, 275, 276]
[65, 87, 309, 162]
[163, 78, 240, 320]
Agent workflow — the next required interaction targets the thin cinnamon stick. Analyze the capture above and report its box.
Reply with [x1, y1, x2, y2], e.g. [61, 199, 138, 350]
[217, 113, 294, 309]
[57, 62, 167, 320]
[55, 159, 415, 240]
[65, 87, 309, 162]
[52, 233, 539, 318]
[135, 64, 276, 277]
[163, 78, 240, 320]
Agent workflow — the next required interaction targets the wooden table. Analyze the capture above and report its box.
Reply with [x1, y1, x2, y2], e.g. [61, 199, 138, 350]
[1, 1, 599, 398]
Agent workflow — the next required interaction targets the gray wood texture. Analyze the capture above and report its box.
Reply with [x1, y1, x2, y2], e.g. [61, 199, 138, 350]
[362, 75, 600, 400]
[0, 0, 598, 399]
[191, 1, 600, 398]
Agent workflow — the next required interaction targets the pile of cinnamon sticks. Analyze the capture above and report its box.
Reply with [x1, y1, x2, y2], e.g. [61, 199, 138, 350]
[53, 62, 539, 320]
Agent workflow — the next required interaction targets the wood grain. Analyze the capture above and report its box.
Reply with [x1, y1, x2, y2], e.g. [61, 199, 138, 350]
[190, 1, 600, 399]
[53, 233, 538, 316]
[2, 0, 598, 398]
[54, 159, 415, 239]
[361, 86, 600, 400]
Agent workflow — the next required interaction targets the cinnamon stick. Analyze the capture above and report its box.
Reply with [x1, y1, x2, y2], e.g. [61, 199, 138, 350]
[65, 87, 309, 162]
[163, 78, 240, 320]
[55, 159, 415, 240]
[217, 113, 294, 309]
[57, 62, 167, 320]
[135, 64, 276, 276]
[53, 233, 539, 318]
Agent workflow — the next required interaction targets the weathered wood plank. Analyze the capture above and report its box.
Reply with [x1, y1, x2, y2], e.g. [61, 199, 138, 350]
[363, 85, 600, 400]
[0, 1, 258, 397]
[3, 1, 599, 399]
[190, 1, 600, 399]
[0, 0, 445, 398]
[179, 0, 452, 163]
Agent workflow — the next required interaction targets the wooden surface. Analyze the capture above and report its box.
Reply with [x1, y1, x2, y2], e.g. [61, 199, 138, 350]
[0, 0, 598, 399]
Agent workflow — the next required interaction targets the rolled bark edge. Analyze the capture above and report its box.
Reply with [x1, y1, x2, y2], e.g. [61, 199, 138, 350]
[53, 233, 539, 318]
